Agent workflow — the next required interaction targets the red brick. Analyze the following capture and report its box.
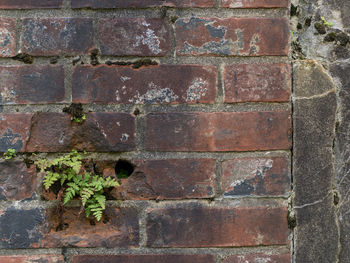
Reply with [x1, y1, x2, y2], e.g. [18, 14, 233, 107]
[26, 112, 135, 152]
[35, 207, 139, 248]
[0, 161, 36, 201]
[72, 65, 217, 104]
[0, 114, 32, 152]
[99, 19, 171, 56]
[146, 204, 289, 247]
[0, 65, 65, 104]
[145, 111, 291, 152]
[223, 254, 290, 263]
[72, 0, 214, 8]
[224, 63, 291, 103]
[0, 0, 63, 9]
[176, 18, 289, 56]
[73, 255, 215, 263]
[22, 18, 94, 56]
[0, 255, 64, 263]
[222, 0, 289, 8]
[111, 159, 216, 200]
[0, 18, 16, 57]
[222, 157, 290, 197]
[0, 206, 139, 248]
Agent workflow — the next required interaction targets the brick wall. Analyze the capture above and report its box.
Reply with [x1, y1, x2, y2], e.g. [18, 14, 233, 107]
[0, 1, 291, 262]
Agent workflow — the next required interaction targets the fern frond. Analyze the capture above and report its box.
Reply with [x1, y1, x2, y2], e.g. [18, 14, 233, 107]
[43, 172, 60, 190]
[64, 182, 79, 204]
[103, 177, 119, 188]
[81, 187, 94, 206]
[94, 194, 106, 210]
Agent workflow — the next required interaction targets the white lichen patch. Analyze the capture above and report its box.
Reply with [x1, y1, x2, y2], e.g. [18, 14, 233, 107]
[129, 82, 178, 104]
[120, 76, 131, 82]
[120, 133, 129, 142]
[222, 0, 255, 8]
[115, 90, 121, 102]
[185, 78, 208, 102]
[134, 22, 162, 54]
[0, 28, 13, 56]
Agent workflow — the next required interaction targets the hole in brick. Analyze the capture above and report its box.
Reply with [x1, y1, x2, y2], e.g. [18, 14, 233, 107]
[115, 160, 134, 179]
[90, 219, 96, 226]
[56, 223, 69, 232]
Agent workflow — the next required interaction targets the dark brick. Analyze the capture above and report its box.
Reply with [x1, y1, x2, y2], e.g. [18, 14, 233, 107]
[0, 65, 65, 104]
[222, 157, 290, 197]
[0, 161, 36, 201]
[224, 63, 291, 103]
[0, 0, 62, 9]
[0, 255, 64, 263]
[99, 19, 171, 56]
[223, 254, 290, 263]
[35, 207, 139, 248]
[145, 111, 291, 152]
[73, 255, 215, 263]
[26, 112, 136, 152]
[176, 18, 289, 56]
[72, 0, 214, 8]
[222, 0, 289, 8]
[112, 159, 216, 200]
[72, 65, 217, 104]
[146, 204, 289, 247]
[0, 207, 46, 248]
[0, 114, 32, 152]
[0, 18, 16, 57]
[22, 18, 94, 56]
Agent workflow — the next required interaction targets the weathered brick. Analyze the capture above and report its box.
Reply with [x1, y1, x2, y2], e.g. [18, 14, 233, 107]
[223, 254, 290, 263]
[0, 0, 63, 9]
[0, 65, 65, 104]
[0, 18, 16, 57]
[0, 206, 139, 248]
[26, 112, 136, 152]
[222, 0, 289, 8]
[22, 18, 94, 56]
[222, 157, 290, 197]
[146, 204, 289, 247]
[224, 63, 291, 103]
[72, 0, 214, 8]
[73, 255, 215, 263]
[111, 159, 216, 200]
[72, 65, 217, 104]
[0, 207, 46, 248]
[35, 207, 139, 248]
[145, 111, 291, 152]
[0, 161, 36, 200]
[99, 19, 171, 56]
[0, 255, 64, 263]
[0, 114, 32, 152]
[176, 18, 289, 56]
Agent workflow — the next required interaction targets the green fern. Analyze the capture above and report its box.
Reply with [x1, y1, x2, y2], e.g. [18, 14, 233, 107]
[35, 150, 120, 221]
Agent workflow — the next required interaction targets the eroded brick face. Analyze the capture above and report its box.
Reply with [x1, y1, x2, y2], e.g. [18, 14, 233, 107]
[222, 157, 290, 197]
[222, 0, 289, 8]
[72, 0, 215, 8]
[22, 18, 94, 56]
[0, 18, 16, 57]
[0, 255, 64, 263]
[72, 255, 215, 263]
[176, 18, 289, 56]
[0, 161, 36, 201]
[73, 65, 217, 104]
[99, 19, 171, 56]
[224, 63, 291, 102]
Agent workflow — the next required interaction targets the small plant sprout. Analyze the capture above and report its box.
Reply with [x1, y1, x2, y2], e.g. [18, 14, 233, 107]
[3, 148, 16, 160]
[321, 16, 334, 27]
[73, 114, 86, 123]
[36, 150, 119, 221]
